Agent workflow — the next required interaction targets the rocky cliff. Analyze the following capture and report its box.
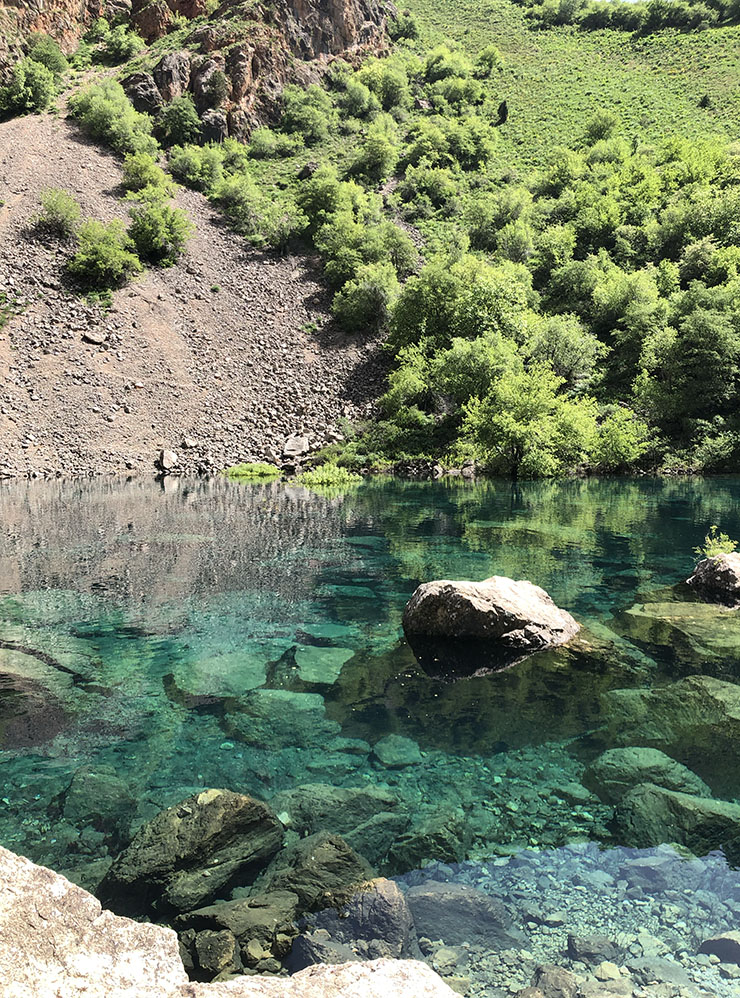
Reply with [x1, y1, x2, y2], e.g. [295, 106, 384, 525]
[0, 0, 101, 69]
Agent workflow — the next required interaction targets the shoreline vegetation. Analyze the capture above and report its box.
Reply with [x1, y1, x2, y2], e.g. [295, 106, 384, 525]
[1, 4, 739, 479]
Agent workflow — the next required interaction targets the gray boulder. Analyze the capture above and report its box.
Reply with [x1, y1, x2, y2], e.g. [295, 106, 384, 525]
[687, 552, 740, 602]
[122, 72, 163, 114]
[372, 734, 423, 768]
[200, 109, 228, 143]
[405, 880, 520, 950]
[402, 577, 579, 674]
[99, 789, 284, 917]
[262, 831, 374, 912]
[153, 50, 192, 101]
[699, 930, 740, 964]
[224, 689, 341, 750]
[583, 747, 711, 803]
[613, 783, 740, 860]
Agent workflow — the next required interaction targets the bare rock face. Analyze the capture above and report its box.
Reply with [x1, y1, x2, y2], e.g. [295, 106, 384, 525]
[687, 552, 740, 603]
[402, 576, 579, 675]
[153, 50, 193, 101]
[99, 789, 284, 917]
[131, 0, 173, 40]
[0, 843, 458, 996]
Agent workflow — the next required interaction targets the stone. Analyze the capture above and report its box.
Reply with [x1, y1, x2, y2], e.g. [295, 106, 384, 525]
[687, 552, 740, 601]
[175, 889, 299, 948]
[270, 783, 402, 837]
[0, 845, 458, 995]
[288, 929, 360, 970]
[82, 328, 107, 345]
[310, 878, 417, 961]
[153, 50, 192, 102]
[294, 645, 354, 684]
[56, 765, 137, 848]
[224, 689, 341, 750]
[122, 71, 164, 114]
[531, 965, 579, 998]
[593, 962, 621, 982]
[132, 0, 172, 40]
[567, 934, 619, 965]
[389, 810, 466, 870]
[602, 675, 740, 794]
[372, 733, 423, 768]
[262, 831, 374, 912]
[200, 109, 229, 143]
[699, 930, 740, 964]
[583, 747, 711, 804]
[613, 783, 740, 860]
[405, 881, 519, 950]
[99, 789, 284, 917]
[193, 928, 241, 977]
[283, 434, 310, 458]
[159, 449, 179, 471]
[402, 576, 579, 675]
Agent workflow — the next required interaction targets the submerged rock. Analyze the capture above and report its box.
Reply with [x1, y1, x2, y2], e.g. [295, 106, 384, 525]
[699, 930, 740, 964]
[402, 576, 579, 676]
[613, 783, 740, 861]
[601, 675, 740, 794]
[405, 880, 521, 950]
[223, 689, 341, 749]
[372, 734, 423, 768]
[261, 831, 374, 911]
[687, 552, 740, 603]
[583, 747, 711, 804]
[99, 789, 284, 917]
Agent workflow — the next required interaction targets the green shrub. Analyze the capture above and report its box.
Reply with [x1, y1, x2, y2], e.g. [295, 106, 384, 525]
[592, 407, 649, 471]
[210, 173, 263, 236]
[332, 262, 400, 334]
[168, 143, 224, 191]
[357, 58, 411, 112]
[297, 463, 362, 488]
[474, 44, 502, 77]
[199, 68, 230, 108]
[68, 81, 158, 156]
[122, 152, 171, 193]
[281, 85, 336, 144]
[336, 77, 381, 119]
[694, 525, 738, 561]
[424, 45, 473, 82]
[26, 34, 68, 79]
[101, 25, 144, 63]
[388, 11, 419, 40]
[128, 200, 193, 265]
[0, 58, 56, 114]
[248, 127, 302, 158]
[155, 96, 202, 147]
[348, 116, 400, 180]
[32, 188, 81, 237]
[67, 219, 142, 289]
[225, 462, 282, 480]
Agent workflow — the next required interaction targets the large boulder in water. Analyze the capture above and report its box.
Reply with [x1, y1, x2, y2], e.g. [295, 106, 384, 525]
[99, 789, 284, 917]
[687, 553, 740, 603]
[402, 576, 579, 675]
[613, 783, 740, 861]
[405, 880, 521, 950]
[261, 831, 374, 911]
[583, 747, 711, 804]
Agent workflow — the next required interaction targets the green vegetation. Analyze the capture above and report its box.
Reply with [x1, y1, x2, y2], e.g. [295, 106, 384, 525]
[518, 0, 740, 33]
[128, 199, 194, 266]
[32, 188, 81, 237]
[694, 525, 738, 560]
[225, 462, 282, 480]
[296, 463, 364, 493]
[66, 219, 142, 289]
[0, 58, 56, 115]
[68, 81, 157, 156]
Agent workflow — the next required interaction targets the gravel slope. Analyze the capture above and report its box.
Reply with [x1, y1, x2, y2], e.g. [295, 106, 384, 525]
[0, 111, 387, 478]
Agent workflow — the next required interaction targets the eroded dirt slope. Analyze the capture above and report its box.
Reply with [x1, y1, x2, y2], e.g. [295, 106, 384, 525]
[0, 112, 385, 477]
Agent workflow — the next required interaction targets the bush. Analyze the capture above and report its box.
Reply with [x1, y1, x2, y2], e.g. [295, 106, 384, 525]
[33, 188, 81, 237]
[155, 96, 202, 147]
[281, 85, 336, 144]
[694, 525, 738, 561]
[248, 127, 302, 158]
[102, 25, 144, 63]
[210, 174, 263, 236]
[388, 11, 419, 40]
[0, 58, 56, 114]
[128, 200, 193, 265]
[593, 406, 649, 470]
[424, 45, 473, 82]
[122, 152, 171, 193]
[348, 117, 400, 181]
[168, 144, 224, 191]
[69, 81, 158, 156]
[296, 463, 362, 488]
[67, 219, 142, 289]
[26, 34, 68, 79]
[336, 77, 381, 119]
[474, 44, 502, 77]
[357, 58, 411, 112]
[225, 462, 281, 480]
[332, 262, 400, 333]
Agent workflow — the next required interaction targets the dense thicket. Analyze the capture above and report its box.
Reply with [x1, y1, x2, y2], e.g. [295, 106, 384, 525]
[516, 0, 740, 33]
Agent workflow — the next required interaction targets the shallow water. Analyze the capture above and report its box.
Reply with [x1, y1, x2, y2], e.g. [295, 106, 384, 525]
[1, 475, 740, 994]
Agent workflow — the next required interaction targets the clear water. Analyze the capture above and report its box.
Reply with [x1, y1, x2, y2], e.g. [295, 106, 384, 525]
[1, 475, 740, 995]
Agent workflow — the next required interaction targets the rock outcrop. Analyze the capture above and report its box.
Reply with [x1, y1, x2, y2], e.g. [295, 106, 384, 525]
[0, 0, 101, 69]
[687, 552, 740, 603]
[99, 789, 284, 917]
[0, 843, 458, 997]
[402, 576, 580, 675]
[583, 747, 711, 804]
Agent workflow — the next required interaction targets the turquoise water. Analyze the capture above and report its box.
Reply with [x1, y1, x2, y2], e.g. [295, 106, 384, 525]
[1, 475, 740, 992]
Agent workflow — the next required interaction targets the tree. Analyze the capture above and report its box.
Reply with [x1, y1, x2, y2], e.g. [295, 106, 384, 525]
[67, 220, 142, 289]
[0, 58, 56, 115]
[331, 262, 400, 333]
[128, 200, 194, 266]
[462, 367, 599, 478]
[155, 96, 202, 147]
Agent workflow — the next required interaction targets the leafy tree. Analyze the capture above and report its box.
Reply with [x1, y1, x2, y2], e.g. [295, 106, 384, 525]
[69, 81, 157, 156]
[0, 59, 56, 114]
[102, 25, 144, 63]
[524, 314, 607, 393]
[168, 144, 224, 191]
[332, 262, 400, 333]
[593, 406, 649, 471]
[155, 96, 202, 147]
[122, 152, 171, 193]
[281, 85, 336, 144]
[128, 200, 193, 265]
[26, 34, 68, 79]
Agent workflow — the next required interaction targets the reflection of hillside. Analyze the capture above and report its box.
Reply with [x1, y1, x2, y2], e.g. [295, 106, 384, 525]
[0, 479, 360, 617]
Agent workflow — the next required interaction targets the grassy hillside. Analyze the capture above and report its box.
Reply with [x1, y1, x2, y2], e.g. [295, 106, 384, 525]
[407, 0, 740, 169]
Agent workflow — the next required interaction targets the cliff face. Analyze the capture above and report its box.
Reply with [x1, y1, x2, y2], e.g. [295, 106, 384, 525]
[0, 0, 101, 68]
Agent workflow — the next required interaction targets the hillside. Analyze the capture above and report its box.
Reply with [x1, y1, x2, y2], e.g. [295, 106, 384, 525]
[1, 0, 740, 477]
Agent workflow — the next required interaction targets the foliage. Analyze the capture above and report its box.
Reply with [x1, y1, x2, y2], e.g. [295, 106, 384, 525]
[101, 25, 145, 63]
[66, 220, 142, 289]
[155, 96, 202, 147]
[332, 262, 400, 333]
[297, 463, 363, 489]
[0, 59, 56, 115]
[225, 462, 281, 480]
[694, 525, 738, 561]
[168, 143, 224, 190]
[281, 85, 336, 144]
[26, 34, 68, 79]
[32, 188, 81, 237]
[122, 153, 172, 194]
[68, 81, 158, 156]
[128, 200, 193, 266]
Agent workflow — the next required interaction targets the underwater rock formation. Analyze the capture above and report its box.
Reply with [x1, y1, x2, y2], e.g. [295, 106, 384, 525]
[99, 789, 284, 917]
[583, 747, 711, 804]
[402, 576, 579, 676]
[687, 552, 740, 603]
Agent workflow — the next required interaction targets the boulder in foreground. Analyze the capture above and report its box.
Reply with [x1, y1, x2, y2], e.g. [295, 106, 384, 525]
[0, 844, 457, 997]
[402, 576, 579, 675]
[687, 552, 740, 603]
